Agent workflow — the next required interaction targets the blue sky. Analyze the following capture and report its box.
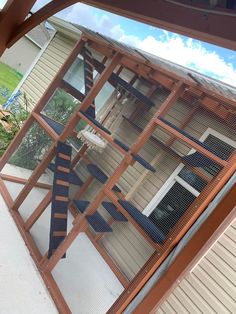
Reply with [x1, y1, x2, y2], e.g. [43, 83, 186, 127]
[1, 0, 236, 86]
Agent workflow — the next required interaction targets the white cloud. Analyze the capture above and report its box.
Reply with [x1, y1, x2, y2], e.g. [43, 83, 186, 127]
[136, 34, 236, 86]
[0, 0, 7, 9]
[58, 3, 116, 38]
[32, 1, 236, 87]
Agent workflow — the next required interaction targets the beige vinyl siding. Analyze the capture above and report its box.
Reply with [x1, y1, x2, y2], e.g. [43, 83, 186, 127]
[157, 219, 236, 313]
[19, 33, 76, 110]
[77, 83, 236, 280]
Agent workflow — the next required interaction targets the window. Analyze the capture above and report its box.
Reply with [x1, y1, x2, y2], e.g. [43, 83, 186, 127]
[64, 57, 85, 93]
[64, 57, 114, 114]
[144, 128, 236, 237]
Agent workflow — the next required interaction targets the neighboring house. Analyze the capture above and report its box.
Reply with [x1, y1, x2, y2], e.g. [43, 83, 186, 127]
[0, 22, 53, 75]
[1, 16, 236, 313]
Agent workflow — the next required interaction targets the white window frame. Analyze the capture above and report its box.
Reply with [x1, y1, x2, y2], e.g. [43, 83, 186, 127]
[143, 127, 236, 217]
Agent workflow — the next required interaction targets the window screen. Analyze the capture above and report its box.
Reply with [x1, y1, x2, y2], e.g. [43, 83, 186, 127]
[178, 167, 207, 192]
[203, 134, 234, 176]
[149, 182, 196, 236]
[148, 132, 234, 237]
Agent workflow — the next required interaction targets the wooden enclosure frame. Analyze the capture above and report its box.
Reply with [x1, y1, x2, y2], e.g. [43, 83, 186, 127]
[0, 31, 236, 314]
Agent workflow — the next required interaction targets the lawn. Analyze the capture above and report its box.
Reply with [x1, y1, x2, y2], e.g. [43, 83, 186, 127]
[0, 62, 23, 105]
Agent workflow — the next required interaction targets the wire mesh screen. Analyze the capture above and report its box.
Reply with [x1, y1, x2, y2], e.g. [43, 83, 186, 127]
[42, 88, 81, 125]
[8, 121, 52, 170]
[69, 71, 236, 287]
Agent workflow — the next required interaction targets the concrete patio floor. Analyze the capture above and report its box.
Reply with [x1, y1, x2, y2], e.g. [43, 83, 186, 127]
[0, 193, 58, 314]
[0, 164, 124, 314]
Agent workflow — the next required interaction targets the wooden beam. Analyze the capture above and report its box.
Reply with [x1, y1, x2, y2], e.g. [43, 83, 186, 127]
[0, 115, 34, 171]
[24, 190, 52, 231]
[155, 118, 228, 167]
[0, 0, 37, 55]
[85, 0, 236, 51]
[32, 112, 59, 141]
[34, 38, 85, 114]
[0, 173, 51, 190]
[7, 0, 79, 47]
[71, 144, 89, 168]
[131, 81, 185, 155]
[60, 80, 85, 103]
[133, 183, 236, 314]
[106, 149, 236, 314]
[73, 175, 94, 201]
[122, 116, 211, 183]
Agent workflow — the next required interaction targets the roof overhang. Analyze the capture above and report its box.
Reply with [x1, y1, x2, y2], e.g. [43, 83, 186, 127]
[48, 16, 82, 41]
[1, 0, 236, 52]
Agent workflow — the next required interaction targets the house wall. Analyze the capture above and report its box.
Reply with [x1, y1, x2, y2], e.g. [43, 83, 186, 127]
[18, 32, 76, 110]
[0, 36, 40, 75]
[156, 219, 236, 313]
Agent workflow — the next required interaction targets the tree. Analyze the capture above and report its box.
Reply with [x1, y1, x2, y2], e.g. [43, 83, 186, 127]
[7, 88, 86, 170]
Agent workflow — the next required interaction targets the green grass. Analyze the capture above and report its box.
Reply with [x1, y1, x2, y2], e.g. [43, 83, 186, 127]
[0, 62, 23, 105]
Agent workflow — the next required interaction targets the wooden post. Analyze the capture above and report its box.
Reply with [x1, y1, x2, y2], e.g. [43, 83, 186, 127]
[131, 81, 185, 155]
[0, 173, 51, 190]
